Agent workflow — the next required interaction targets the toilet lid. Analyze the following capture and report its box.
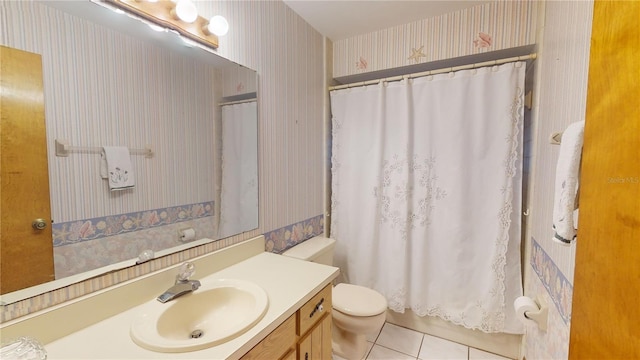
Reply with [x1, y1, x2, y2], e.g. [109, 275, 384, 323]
[333, 283, 387, 317]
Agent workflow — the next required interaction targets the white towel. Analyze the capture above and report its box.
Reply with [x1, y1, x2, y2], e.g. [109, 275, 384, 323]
[100, 146, 135, 191]
[552, 121, 584, 245]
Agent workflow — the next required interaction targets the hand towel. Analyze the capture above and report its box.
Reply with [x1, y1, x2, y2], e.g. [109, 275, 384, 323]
[552, 121, 584, 245]
[100, 146, 135, 191]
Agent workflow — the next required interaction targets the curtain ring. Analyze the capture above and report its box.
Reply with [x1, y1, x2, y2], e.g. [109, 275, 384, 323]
[515, 62, 523, 68]
[492, 65, 499, 72]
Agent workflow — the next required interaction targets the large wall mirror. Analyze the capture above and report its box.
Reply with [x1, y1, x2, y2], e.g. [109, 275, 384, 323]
[0, 1, 258, 303]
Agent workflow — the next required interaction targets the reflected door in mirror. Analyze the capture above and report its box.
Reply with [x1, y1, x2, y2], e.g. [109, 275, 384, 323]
[0, 46, 54, 294]
[218, 101, 258, 238]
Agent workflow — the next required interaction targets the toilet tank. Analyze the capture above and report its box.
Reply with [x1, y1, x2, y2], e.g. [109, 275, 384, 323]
[281, 236, 336, 266]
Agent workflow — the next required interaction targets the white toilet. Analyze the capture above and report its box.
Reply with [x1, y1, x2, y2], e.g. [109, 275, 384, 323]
[282, 236, 387, 360]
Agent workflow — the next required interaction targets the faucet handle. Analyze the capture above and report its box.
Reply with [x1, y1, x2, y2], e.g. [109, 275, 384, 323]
[176, 262, 196, 282]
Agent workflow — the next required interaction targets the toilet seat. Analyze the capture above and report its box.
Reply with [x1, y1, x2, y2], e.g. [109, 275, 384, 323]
[333, 283, 387, 317]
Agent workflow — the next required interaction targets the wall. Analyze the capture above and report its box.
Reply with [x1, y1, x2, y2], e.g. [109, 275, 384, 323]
[524, 1, 594, 359]
[333, 0, 537, 78]
[1, 0, 326, 322]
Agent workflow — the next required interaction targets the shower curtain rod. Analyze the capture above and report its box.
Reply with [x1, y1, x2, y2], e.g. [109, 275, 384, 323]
[219, 98, 257, 106]
[328, 53, 537, 91]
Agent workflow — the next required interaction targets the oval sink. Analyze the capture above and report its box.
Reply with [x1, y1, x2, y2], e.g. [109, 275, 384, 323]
[130, 279, 269, 353]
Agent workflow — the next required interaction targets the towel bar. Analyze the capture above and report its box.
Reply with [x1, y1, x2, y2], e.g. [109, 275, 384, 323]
[55, 139, 153, 158]
[550, 132, 562, 145]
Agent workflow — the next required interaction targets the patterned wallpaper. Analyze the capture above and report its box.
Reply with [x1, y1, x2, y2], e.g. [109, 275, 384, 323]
[333, 0, 537, 78]
[525, 254, 572, 360]
[524, 1, 594, 359]
[2, 1, 219, 222]
[1, 0, 325, 322]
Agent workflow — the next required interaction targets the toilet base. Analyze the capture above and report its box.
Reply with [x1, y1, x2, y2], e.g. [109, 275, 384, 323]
[332, 323, 368, 360]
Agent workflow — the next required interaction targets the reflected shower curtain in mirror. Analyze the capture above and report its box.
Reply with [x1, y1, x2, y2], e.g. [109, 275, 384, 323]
[218, 101, 258, 239]
[330, 62, 525, 334]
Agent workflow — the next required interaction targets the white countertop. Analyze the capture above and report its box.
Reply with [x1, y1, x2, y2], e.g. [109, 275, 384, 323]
[44, 252, 339, 359]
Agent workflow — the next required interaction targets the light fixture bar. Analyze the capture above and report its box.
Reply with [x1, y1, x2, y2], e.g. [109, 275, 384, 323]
[102, 0, 219, 49]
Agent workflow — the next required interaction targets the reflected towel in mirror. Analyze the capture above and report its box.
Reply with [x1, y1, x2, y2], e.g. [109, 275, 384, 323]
[100, 146, 135, 191]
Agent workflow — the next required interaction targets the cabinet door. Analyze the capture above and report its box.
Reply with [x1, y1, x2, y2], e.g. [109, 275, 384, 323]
[320, 313, 332, 359]
[298, 330, 312, 360]
[297, 314, 332, 360]
[281, 348, 297, 360]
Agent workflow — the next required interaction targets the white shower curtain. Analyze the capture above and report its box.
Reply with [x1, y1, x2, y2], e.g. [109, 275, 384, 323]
[330, 62, 525, 334]
[218, 101, 258, 239]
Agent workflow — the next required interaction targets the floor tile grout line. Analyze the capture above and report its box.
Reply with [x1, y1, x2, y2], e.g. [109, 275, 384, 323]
[365, 341, 374, 360]
[416, 333, 425, 360]
[372, 341, 424, 359]
[375, 322, 425, 358]
[368, 342, 418, 359]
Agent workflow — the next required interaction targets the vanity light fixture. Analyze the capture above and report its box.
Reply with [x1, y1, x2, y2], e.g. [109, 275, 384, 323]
[100, 0, 223, 49]
[206, 15, 229, 37]
[173, 0, 198, 23]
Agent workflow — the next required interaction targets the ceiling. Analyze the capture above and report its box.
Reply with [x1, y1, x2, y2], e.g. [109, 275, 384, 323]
[282, 0, 489, 41]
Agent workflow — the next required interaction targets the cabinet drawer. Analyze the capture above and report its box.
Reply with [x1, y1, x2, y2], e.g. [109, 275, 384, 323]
[297, 284, 332, 336]
[241, 314, 296, 360]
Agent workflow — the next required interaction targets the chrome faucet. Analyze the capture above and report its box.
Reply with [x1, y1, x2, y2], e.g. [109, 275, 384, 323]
[157, 262, 201, 303]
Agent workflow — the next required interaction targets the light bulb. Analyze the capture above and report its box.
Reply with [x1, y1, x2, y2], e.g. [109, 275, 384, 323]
[174, 0, 198, 23]
[207, 15, 229, 36]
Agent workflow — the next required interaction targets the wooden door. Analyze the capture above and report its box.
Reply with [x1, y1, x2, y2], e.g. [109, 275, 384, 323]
[569, 1, 640, 358]
[0, 45, 55, 294]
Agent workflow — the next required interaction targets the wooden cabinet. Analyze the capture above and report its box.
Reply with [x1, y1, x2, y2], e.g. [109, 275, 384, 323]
[297, 312, 332, 360]
[297, 284, 332, 360]
[240, 284, 333, 360]
[241, 314, 296, 360]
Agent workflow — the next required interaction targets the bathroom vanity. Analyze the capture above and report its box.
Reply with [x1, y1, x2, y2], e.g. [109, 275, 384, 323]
[0, 236, 339, 359]
[241, 284, 332, 360]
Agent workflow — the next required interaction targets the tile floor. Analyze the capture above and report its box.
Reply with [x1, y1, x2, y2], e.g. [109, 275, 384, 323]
[334, 322, 514, 360]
